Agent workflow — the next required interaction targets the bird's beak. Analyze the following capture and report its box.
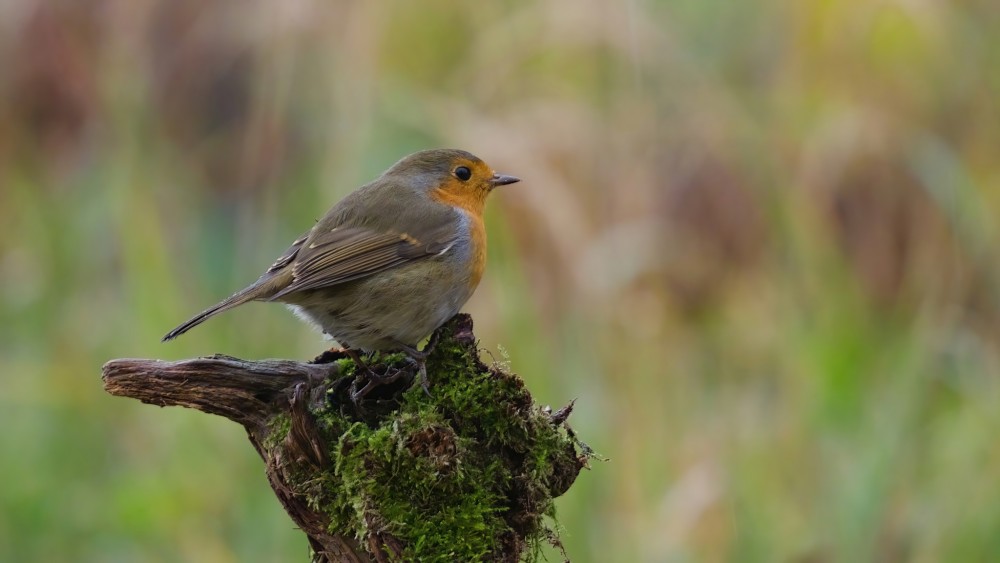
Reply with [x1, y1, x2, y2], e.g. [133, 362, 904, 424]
[490, 173, 521, 187]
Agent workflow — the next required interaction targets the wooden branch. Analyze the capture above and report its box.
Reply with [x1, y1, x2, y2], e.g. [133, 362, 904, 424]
[101, 315, 586, 562]
[103, 355, 336, 428]
[103, 355, 366, 561]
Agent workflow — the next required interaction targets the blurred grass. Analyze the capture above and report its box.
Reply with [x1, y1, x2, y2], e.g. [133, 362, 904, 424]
[1, 0, 999, 561]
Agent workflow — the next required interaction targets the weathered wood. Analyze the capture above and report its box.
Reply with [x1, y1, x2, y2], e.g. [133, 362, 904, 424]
[103, 356, 334, 427]
[103, 354, 368, 561]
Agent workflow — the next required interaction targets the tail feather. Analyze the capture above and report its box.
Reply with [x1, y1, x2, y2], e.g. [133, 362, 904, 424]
[162, 285, 264, 341]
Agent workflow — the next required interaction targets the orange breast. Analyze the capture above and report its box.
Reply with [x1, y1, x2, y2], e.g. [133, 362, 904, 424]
[431, 186, 488, 291]
[465, 212, 487, 289]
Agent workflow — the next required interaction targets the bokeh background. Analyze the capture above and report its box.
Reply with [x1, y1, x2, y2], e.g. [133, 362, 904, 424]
[2, 0, 999, 561]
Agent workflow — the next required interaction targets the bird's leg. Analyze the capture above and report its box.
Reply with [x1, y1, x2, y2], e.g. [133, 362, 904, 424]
[342, 347, 373, 374]
[421, 328, 443, 358]
[394, 331, 441, 395]
[345, 346, 375, 403]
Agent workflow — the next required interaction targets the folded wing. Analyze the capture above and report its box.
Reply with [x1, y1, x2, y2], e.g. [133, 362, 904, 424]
[269, 222, 457, 299]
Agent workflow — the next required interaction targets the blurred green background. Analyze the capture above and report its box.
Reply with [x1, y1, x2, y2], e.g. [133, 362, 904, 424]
[2, 0, 999, 561]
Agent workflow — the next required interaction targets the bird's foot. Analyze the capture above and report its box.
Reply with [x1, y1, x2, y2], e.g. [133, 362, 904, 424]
[343, 348, 382, 403]
[346, 333, 441, 402]
[394, 331, 440, 396]
[350, 365, 411, 403]
[404, 355, 430, 396]
[346, 348, 418, 403]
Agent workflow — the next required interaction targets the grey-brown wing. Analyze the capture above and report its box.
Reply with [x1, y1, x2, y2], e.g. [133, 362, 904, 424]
[268, 223, 457, 299]
[265, 233, 310, 274]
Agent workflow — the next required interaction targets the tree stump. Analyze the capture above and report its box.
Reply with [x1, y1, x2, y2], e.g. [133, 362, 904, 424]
[102, 314, 587, 562]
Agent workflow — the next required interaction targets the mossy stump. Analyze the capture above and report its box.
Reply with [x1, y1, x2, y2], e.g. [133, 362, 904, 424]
[102, 314, 587, 562]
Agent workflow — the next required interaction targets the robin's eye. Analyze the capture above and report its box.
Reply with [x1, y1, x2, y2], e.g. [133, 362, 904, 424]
[454, 166, 472, 181]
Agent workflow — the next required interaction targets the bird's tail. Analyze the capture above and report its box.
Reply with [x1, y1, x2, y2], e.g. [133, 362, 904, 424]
[162, 285, 266, 341]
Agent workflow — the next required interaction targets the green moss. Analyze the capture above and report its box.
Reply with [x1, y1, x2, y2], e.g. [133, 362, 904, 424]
[335, 357, 356, 377]
[264, 413, 292, 451]
[267, 315, 584, 561]
[333, 414, 506, 561]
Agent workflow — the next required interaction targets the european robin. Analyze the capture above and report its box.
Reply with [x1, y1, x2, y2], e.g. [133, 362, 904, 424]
[163, 148, 519, 396]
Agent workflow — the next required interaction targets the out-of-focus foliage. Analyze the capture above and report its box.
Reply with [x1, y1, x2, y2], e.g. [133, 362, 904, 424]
[1, 0, 998, 561]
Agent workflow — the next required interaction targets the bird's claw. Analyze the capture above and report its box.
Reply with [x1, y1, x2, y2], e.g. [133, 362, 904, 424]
[350, 368, 407, 403]
[407, 356, 431, 397]
[344, 334, 439, 403]
[348, 356, 430, 403]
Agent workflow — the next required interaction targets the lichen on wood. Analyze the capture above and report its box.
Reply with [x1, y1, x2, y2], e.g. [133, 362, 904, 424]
[102, 314, 588, 562]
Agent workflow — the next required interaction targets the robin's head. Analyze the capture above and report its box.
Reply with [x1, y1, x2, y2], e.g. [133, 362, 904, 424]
[385, 149, 519, 213]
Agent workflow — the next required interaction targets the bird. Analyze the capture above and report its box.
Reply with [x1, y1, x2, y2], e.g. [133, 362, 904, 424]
[162, 148, 519, 397]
